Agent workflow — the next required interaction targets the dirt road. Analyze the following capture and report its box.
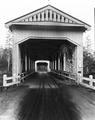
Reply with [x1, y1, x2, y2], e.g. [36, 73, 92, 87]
[0, 73, 95, 120]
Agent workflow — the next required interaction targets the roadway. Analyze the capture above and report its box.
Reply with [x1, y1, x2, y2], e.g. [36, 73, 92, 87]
[18, 72, 81, 120]
[0, 72, 95, 120]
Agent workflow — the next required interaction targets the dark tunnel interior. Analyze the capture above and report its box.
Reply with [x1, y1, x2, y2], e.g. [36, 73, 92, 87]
[19, 39, 75, 61]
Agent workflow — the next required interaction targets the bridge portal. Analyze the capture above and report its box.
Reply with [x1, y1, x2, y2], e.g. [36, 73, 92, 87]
[5, 5, 90, 81]
[35, 60, 50, 72]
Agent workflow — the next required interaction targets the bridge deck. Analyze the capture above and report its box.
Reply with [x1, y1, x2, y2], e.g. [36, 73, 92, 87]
[0, 72, 95, 120]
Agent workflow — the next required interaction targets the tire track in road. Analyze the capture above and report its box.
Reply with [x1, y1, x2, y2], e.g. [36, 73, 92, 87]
[18, 73, 81, 120]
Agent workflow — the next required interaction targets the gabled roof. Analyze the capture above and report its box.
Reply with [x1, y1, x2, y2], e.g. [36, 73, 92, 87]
[5, 5, 91, 30]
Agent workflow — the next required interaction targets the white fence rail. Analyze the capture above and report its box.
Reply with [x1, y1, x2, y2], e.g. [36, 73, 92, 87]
[80, 75, 95, 90]
[3, 74, 21, 87]
[3, 71, 95, 90]
[52, 70, 95, 90]
[3, 72, 34, 87]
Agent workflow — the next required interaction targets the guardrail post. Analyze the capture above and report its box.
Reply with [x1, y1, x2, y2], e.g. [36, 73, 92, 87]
[89, 75, 93, 79]
[21, 73, 24, 82]
[18, 74, 21, 83]
[77, 73, 82, 84]
[89, 75, 93, 88]
[3, 74, 7, 87]
[13, 74, 16, 83]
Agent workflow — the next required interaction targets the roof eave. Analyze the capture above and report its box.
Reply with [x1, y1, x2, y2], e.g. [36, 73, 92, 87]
[5, 22, 90, 31]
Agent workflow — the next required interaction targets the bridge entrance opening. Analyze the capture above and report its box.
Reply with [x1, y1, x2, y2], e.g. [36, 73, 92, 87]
[19, 38, 76, 75]
[35, 60, 50, 73]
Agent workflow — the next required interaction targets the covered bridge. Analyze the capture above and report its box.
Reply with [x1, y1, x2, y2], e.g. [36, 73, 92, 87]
[5, 5, 90, 81]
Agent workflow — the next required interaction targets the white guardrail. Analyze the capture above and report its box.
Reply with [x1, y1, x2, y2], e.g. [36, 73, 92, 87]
[3, 74, 21, 87]
[80, 75, 95, 90]
[52, 71, 95, 90]
[3, 72, 33, 87]
[3, 71, 95, 90]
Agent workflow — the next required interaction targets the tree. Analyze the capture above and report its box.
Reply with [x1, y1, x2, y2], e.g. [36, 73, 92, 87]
[5, 30, 13, 72]
[83, 47, 95, 78]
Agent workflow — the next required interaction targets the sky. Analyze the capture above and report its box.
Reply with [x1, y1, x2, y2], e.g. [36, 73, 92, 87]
[0, 0, 95, 50]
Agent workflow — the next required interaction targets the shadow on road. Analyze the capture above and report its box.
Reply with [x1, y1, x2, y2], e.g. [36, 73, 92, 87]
[18, 86, 81, 120]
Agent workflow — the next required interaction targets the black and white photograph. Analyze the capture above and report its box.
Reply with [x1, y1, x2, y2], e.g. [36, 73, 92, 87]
[0, 0, 95, 120]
